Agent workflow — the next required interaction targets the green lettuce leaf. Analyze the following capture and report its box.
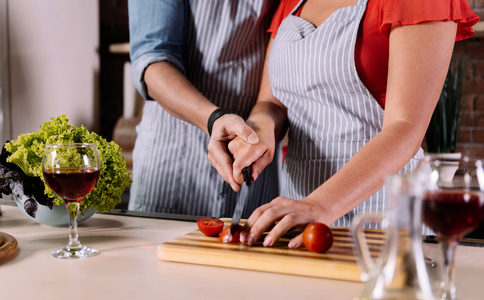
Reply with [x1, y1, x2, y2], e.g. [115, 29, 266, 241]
[5, 115, 132, 213]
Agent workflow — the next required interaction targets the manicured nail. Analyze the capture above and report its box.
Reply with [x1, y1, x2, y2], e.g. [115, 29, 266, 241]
[247, 233, 256, 246]
[247, 133, 258, 143]
[288, 240, 297, 249]
[263, 235, 273, 247]
[240, 231, 247, 243]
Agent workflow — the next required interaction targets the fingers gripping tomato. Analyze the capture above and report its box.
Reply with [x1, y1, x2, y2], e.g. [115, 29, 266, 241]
[219, 224, 243, 243]
[197, 218, 224, 237]
[303, 223, 333, 253]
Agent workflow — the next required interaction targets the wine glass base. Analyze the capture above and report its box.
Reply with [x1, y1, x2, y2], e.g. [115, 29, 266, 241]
[51, 245, 100, 259]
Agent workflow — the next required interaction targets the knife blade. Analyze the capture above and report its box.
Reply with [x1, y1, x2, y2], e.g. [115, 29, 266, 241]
[228, 165, 252, 242]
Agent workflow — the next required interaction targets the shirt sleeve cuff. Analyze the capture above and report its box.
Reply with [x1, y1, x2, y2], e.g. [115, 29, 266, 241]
[131, 52, 185, 100]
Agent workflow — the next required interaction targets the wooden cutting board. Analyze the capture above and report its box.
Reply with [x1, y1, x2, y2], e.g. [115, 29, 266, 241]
[158, 219, 385, 282]
[0, 232, 18, 263]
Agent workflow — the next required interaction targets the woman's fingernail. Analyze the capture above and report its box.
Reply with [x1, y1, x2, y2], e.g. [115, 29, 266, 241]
[263, 235, 273, 247]
[288, 240, 297, 248]
[247, 233, 256, 246]
[240, 232, 247, 243]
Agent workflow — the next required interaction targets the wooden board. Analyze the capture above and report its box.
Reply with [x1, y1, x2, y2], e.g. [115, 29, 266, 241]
[158, 220, 385, 282]
[0, 232, 18, 263]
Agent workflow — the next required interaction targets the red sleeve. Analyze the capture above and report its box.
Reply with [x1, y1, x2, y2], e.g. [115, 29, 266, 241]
[267, 0, 301, 38]
[380, 0, 480, 41]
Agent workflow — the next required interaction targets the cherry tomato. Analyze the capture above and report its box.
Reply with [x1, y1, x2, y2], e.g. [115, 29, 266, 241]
[302, 222, 333, 253]
[219, 224, 243, 243]
[197, 218, 224, 237]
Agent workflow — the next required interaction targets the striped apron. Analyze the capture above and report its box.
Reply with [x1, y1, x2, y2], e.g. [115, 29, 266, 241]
[269, 0, 424, 227]
[129, 0, 281, 218]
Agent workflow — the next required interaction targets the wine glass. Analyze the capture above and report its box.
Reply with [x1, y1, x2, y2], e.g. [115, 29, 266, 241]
[42, 143, 101, 259]
[418, 155, 484, 299]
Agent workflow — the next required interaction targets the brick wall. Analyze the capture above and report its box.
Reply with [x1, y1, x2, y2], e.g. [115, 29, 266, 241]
[468, 0, 484, 21]
[431, 1, 484, 157]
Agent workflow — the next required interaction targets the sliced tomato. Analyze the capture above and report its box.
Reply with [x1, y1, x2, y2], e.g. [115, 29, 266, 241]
[219, 224, 243, 243]
[197, 217, 224, 237]
[302, 222, 333, 253]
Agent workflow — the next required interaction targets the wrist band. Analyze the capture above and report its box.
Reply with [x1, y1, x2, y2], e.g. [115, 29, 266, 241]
[207, 108, 229, 136]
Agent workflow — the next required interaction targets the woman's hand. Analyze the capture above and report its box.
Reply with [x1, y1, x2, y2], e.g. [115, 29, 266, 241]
[207, 114, 259, 192]
[240, 196, 328, 248]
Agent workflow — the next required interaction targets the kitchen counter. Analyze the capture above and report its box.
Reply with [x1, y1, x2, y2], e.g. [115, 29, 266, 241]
[1, 205, 483, 300]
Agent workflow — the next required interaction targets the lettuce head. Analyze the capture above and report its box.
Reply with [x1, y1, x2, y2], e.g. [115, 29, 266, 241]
[3, 115, 132, 213]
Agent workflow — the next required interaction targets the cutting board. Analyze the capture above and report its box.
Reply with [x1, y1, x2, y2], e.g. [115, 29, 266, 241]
[158, 219, 385, 282]
[0, 232, 18, 263]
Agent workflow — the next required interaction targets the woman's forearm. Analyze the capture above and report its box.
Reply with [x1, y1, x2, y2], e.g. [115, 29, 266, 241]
[247, 100, 288, 143]
[247, 38, 288, 143]
[306, 120, 425, 224]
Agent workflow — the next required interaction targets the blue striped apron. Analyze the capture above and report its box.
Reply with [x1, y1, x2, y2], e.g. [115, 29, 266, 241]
[268, 0, 424, 227]
[129, 0, 281, 218]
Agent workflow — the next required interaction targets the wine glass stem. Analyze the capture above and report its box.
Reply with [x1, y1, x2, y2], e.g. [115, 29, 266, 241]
[65, 201, 82, 250]
[440, 238, 458, 300]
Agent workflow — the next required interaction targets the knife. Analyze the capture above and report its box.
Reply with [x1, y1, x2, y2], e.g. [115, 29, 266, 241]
[228, 165, 252, 242]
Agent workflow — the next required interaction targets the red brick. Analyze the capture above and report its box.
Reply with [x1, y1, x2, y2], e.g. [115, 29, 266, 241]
[472, 111, 484, 126]
[455, 144, 484, 158]
[458, 128, 473, 142]
[467, 80, 484, 94]
[476, 118, 484, 127]
[463, 64, 474, 80]
[475, 61, 484, 78]
[461, 120, 474, 128]
[475, 95, 484, 111]
[462, 78, 476, 95]
[475, 11, 484, 20]
[454, 43, 484, 60]
[461, 111, 477, 127]
[474, 129, 484, 143]
[462, 95, 476, 111]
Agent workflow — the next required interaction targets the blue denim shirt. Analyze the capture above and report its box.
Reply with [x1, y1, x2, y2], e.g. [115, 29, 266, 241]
[128, 0, 191, 100]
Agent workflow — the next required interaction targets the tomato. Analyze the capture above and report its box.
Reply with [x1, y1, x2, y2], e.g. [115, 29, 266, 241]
[197, 218, 224, 237]
[302, 222, 333, 253]
[219, 224, 243, 243]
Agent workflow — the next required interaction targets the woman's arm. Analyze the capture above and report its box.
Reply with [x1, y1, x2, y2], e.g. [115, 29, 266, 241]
[241, 20, 458, 247]
[213, 39, 289, 185]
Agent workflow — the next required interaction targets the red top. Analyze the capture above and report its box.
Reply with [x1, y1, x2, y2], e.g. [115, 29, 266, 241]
[268, 0, 479, 108]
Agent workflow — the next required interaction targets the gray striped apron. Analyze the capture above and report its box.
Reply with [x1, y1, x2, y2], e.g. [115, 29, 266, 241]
[129, 0, 280, 218]
[269, 0, 424, 228]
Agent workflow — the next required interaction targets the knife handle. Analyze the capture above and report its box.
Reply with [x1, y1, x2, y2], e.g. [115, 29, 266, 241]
[242, 165, 252, 186]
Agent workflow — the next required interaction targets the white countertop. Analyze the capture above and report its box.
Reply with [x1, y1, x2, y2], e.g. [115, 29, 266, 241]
[1, 205, 483, 300]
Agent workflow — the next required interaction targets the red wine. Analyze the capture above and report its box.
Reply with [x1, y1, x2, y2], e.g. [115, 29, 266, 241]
[423, 190, 484, 238]
[43, 168, 100, 203]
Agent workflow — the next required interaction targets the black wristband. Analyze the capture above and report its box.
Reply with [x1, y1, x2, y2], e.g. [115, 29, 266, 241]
[207, 108, 229, 136]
